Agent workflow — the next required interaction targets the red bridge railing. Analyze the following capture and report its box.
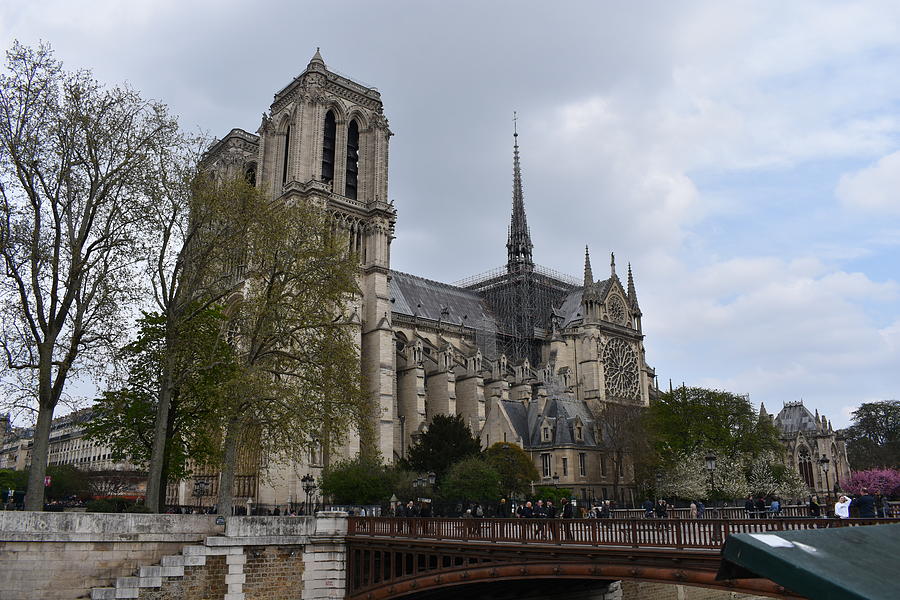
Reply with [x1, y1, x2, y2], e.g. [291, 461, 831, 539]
[347, 516, 899, 550]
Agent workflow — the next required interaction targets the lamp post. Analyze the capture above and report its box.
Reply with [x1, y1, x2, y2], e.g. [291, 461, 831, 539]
[704, 451, 717, 512]
[552, 472, 560, 489]
[301, 473, 316, 514]
[705, 451, 721, 542]
[817, 455, 831, 505]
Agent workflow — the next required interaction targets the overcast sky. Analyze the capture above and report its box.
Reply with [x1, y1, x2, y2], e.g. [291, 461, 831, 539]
[3, 0, 898, 427]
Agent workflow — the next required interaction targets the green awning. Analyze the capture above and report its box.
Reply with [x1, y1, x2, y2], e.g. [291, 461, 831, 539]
[718, 523, 900, 600]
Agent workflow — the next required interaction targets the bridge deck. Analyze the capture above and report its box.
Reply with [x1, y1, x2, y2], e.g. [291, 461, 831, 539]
[348, 516, 895, 550]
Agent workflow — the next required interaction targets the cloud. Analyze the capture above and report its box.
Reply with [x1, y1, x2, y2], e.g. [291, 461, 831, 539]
[836, 151, 900, 214]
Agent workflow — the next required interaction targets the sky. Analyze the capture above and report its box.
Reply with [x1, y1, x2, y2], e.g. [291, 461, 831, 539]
[2, 0, 898, 428]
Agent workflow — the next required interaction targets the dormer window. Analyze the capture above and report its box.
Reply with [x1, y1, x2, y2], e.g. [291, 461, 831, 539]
[575, 424, 583, 441]
[541, 426, 552, 442]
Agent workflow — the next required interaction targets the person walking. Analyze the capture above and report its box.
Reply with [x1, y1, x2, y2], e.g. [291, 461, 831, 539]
[689, 501, 698, 519]
[642, 498, 654, 518]
[561, 497, 574, 540]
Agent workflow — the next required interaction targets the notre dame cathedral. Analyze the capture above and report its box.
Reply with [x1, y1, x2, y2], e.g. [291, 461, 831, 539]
[200, 51, 656, 506]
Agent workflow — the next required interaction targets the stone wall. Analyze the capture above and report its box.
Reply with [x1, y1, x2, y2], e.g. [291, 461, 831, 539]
[620, 582, 771, 600]
[0, 512, 223, 600]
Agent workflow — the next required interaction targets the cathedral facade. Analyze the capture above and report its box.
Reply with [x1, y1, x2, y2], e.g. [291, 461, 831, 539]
[200, 52, 656, 507]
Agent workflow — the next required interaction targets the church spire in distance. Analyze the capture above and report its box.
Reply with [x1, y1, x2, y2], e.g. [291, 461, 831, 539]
[507, 112, 534, 273]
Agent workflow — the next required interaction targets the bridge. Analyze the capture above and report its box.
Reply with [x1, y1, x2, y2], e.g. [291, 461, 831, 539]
[345, 516, 893, 600]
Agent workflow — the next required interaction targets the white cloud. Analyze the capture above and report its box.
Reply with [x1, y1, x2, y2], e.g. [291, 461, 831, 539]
[837, 151, 900, 214]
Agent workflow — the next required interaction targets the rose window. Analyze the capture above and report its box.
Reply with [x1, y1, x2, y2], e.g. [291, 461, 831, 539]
[607, 295, 628, 326]
[602, 337, 640, 400]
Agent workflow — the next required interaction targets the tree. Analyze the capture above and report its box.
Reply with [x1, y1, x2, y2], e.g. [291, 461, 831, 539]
[141, 167, 268, 512]
[593, 401, 648, 501]
[647, 387, 781, 457]
[843, 400, 900, 470]
[84, 308, 233, 487]
[484, 442, 538, 498]
[214, 197, 364, 515]
[320, 454, 392, 505]
[657, 451, 706, 501]
[404, 414, 482, 482]
[439, 457, 500, 504]
[775, 467, 809, 502]
[747, 456, 779, 498]
[840, 469, 900, 497]
[0, 42, 182, 510]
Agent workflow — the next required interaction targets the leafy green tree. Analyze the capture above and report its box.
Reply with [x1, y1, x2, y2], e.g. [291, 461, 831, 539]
[439, 457, 500, 504]
[531, 486, 574, 504]
[843, 400, 900, 470]
[214, 198, 364, 515]
[85, 309, 233, 487]
[404, 414, 481, 481]
[0, 42, 183, 510]
[43, 465, 90, 500]
[484, 442, 538, 498]
[320, 455, 392, 505]
[647, 387, 781, 457]
[0, 469, 28, 500]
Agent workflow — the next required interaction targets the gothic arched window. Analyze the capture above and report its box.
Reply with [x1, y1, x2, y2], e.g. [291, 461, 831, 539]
[322, 110, 336, 183]
[345, 119, 359, 200]
[281, 126, 291, 185]
[245, 162, 257, 187]
[798, 447, 814, 488]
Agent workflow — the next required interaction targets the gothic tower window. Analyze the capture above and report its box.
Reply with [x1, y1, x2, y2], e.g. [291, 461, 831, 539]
[245, 162, 257, 187]
[322, 110, 336, 184]
[345, 119, 359, 200]
[281, 126, 291, 185]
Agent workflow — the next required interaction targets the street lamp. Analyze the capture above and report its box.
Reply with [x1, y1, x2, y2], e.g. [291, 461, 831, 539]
[552, 472, 560, 488]
[817, 455, 831, 504]
[301, 473, 316, 514]
[704, 451, 717, 506]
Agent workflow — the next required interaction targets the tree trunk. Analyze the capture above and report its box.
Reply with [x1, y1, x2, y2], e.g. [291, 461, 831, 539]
[146, 346, 177, 512]
[25, 352, 59, 511]
[217, 419, 240, 516]
[24, 402, 54, 511]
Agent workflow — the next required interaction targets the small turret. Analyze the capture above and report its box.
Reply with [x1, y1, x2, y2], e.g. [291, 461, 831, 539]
[583, 245, 594, 289]
[610, 251, 617, 278]
[627, 262, 642, 315]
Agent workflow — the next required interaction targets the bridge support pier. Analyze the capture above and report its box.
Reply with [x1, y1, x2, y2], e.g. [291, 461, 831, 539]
[302, 511, 349, 600]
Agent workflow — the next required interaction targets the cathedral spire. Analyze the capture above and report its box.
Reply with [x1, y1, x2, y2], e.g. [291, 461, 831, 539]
[627, 262, 641, 314]
[507, 114, 534, 273]
[583, 246, 594, 288]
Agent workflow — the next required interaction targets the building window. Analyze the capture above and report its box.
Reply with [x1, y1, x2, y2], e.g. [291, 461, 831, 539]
[322, 110, 336, 183]
[562, 457, 568, 477]
[345, 119, 359, 200]
[541, 426, 551, 442]
[579, 453, 586, 477]
[798, 447, 814, 488]
[575, 424, 583, 441]
[281, 125, 291, 185]
[541, 453, 551, 478]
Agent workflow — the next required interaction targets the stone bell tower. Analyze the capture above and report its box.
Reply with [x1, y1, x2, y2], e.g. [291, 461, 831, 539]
[256, 49, 396, 460]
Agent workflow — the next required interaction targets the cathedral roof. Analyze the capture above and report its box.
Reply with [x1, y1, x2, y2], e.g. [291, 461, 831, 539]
[501, 395, 598, 448]
[774, 401, 819, 433]
[389, 271, 498, 330]
[557, 279, 612, 327]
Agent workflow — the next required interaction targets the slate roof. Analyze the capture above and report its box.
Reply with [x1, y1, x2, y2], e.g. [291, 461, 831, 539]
[502, 395, 598, 449]
[774, 402, 819, 433]
[390, 271, 498, 331]
[558, 278, 613, 328]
